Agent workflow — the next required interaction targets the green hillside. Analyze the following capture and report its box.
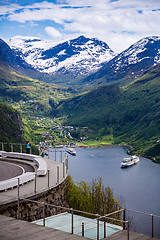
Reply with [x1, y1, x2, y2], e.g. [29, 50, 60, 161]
[1, 51, 160, 162]
[0, 62, 74, 116]
[0, 102, 40, 154]
[53, 64, 160, 162]
[0, 102, 23, 143]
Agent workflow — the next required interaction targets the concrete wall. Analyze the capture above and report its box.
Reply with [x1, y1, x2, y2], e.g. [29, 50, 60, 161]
[0, 180, 69, 222]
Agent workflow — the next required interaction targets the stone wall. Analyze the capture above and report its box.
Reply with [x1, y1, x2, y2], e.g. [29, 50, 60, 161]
[0, 180, 69, 222]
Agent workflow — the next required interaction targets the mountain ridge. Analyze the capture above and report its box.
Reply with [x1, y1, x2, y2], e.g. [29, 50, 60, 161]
[1, 35, 160, 161]
[7, 35, 160, 89]
[82, 36, 160, 87]
[8, 35, 116, 83]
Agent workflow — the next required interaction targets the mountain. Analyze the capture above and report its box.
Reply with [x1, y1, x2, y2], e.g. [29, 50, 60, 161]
[0, 38, 53, 82]
[53, 63, 160, 162]
[0, 38, 30, 70]
[6, 35, 160, 89]
[0, 102, 23, 143]
[82, 36, 160, 87]
[0, 38, 75, 116]
[8, 35, 116, 84]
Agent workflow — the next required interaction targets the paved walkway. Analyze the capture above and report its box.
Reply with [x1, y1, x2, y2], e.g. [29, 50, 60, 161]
[0, 157, 67, 204]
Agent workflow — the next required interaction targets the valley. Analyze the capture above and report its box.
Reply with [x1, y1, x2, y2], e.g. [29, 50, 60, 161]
[0, 35, 160, 163]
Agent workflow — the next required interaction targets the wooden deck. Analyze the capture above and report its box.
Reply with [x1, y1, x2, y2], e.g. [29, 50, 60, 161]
[103, 229, 159, 240]
[0, 215, 159, 240]
[0, 215, 90, 240]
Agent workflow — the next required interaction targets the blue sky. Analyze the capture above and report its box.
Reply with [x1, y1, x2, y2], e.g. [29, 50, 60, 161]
[0, 0, 160, 52]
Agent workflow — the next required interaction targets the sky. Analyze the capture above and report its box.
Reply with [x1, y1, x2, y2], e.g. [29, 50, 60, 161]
[0, 0, 160, 53]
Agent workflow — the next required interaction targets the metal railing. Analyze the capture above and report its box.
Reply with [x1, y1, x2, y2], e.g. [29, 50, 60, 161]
[126, 208, 160, 239]
[0, 148, 69, 202]
[16, 198, 126, 240]
[99, 209, 129, 240]
[0, 142, 30, 154]
[0, 142, 69, 159]
[0, 196, 160, 239]
[16, 157, 68, 199]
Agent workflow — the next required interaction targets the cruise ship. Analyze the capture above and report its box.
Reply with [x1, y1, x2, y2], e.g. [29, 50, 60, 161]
[66, 148, 76, 156]
[121, 155, 139, 168]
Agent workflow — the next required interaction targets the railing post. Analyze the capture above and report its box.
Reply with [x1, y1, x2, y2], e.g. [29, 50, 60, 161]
[66, 155, 68, 174]
[151, 214, 154, 238]
[82, 222, 84, 237]
[11, 143, 13, 152]
[123, 208, 126, 230]
[48, 148, 49, 159]
[20, 144, 22, 153]
[17, 178, 20, 198]
[17, 197, 20, 219]
[127, 221, 129, 240]
[63, 162, 65, 178]
[97, 214, 99, 240]
[34, 173, 37, 194]
[104, 217, 106, 238]
[47, 169, 50, 188]
[57, 166, 59, 184]
[61, 151, 62, 163]
[55, 149, 56, 161]
[71, 208, 74, 234]
[43, 203, 45, 227]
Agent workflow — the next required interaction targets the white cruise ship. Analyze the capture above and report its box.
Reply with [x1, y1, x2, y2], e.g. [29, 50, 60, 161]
[121, 155, 139, 168]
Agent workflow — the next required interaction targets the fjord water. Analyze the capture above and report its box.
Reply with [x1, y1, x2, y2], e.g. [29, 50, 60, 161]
[50, 146, 160, 237]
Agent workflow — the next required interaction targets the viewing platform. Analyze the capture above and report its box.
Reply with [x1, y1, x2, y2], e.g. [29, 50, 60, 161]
[0, 150, 68, 204]
[1, 214, 159, 240]
[0, 146, 159, 240]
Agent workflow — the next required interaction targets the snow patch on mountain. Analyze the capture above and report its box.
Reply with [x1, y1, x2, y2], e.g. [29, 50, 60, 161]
[114, 36, 160, 71]
[8, 35, 116, 76]
[154, 49, 160, 64]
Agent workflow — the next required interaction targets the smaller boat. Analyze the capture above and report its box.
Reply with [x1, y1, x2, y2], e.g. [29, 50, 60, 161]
[121, 155, 139, 168]
[66, 148, 76, 156]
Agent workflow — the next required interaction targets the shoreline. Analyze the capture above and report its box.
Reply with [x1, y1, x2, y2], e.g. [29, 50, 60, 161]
[78, 144, 132, 149]
[76, 143, 160, 164]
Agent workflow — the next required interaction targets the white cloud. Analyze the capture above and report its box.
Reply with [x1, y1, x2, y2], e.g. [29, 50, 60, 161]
[0, 4, 21, 15]
[1, 0, 160, 52]
[45, 26, 62, 38]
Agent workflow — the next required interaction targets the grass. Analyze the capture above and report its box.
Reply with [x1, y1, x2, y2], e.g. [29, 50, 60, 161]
[76, 134, 114, 147]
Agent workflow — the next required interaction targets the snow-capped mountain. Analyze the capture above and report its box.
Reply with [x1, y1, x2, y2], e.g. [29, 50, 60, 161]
[112, 36, 160, 71]
[0, 37, 48, 81]
[6, 35, 160, 88]
[8, 35, 116, 78]
[83, 36, 160, 86]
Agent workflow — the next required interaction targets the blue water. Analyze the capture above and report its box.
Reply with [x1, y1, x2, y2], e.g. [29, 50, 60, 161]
[49, 146, 160, 238]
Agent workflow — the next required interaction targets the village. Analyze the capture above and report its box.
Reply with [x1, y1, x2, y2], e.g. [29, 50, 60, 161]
[33, 117, 91, 149]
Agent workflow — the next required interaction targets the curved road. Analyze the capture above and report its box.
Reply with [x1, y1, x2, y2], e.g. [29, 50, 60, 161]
[0, 160, 34, 181]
